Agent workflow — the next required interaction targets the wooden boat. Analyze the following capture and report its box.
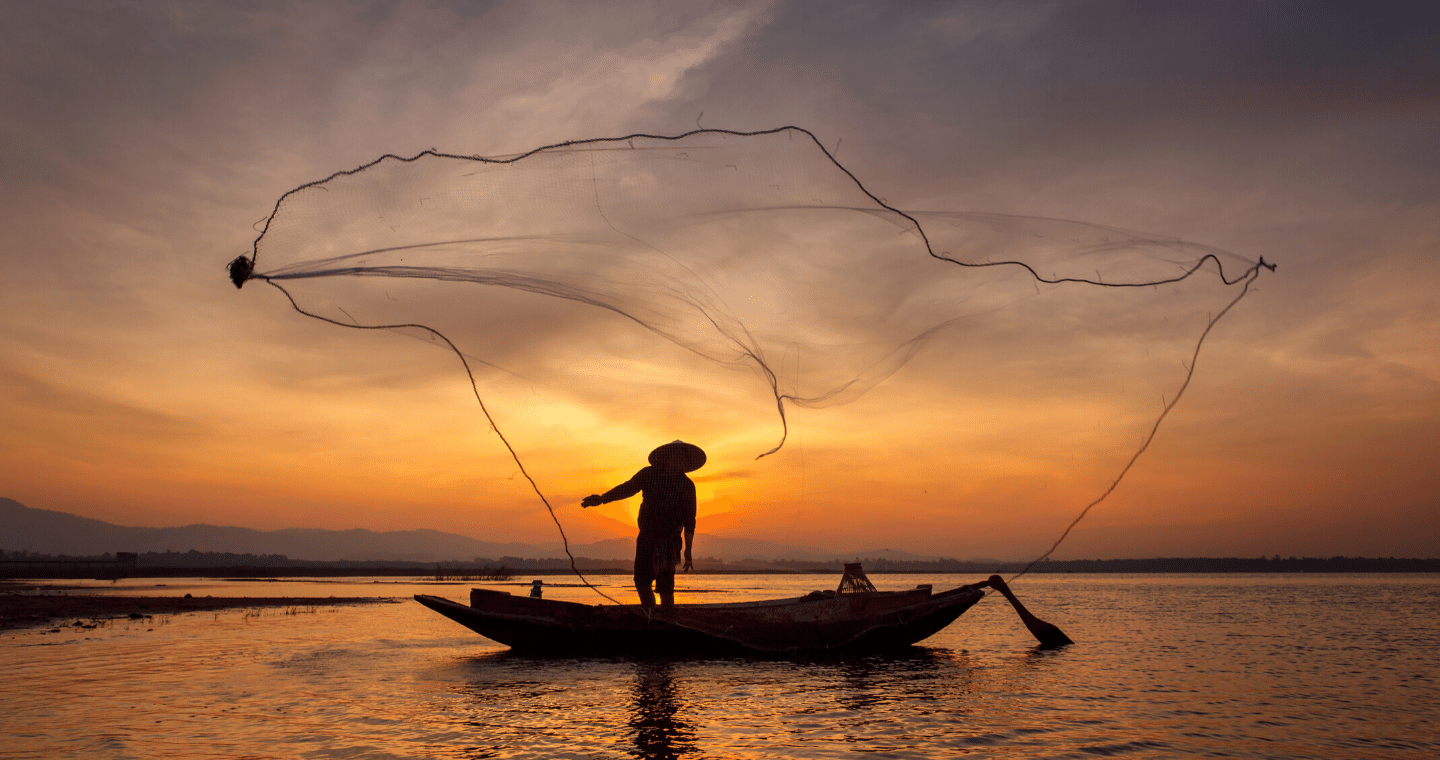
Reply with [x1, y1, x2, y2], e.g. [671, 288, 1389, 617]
[414, 578, 986, 656]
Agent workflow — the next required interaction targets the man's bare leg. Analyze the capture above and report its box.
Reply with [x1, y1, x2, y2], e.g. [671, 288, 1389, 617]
[656, 571, 676, 608]
[635, 577, 656, 607]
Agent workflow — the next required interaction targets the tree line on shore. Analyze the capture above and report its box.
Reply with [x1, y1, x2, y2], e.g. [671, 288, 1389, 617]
[3, 549, 1437, 576]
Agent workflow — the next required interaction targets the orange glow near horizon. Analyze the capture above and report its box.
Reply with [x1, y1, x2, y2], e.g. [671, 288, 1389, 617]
[5, 294, 1438, 560]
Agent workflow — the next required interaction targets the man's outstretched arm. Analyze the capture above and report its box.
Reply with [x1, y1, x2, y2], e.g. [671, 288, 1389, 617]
[581, 472, 645, 507]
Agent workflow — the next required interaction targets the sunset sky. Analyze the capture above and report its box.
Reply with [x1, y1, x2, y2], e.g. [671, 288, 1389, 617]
[2, 1, 1436, 561]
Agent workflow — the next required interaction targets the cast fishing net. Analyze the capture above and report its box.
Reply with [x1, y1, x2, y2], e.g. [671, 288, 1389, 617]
[230, 127, 1271, 595]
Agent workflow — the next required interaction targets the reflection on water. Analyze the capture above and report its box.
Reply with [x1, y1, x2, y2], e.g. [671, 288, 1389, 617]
[2, 574, 1437, 758]
[438, 643, 1087, 758]
[628, 660, 695, 759]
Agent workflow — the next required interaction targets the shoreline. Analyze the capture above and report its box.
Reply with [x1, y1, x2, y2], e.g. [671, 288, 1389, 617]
[0, 593, 393, 631]
[5, 556, 1438, 580]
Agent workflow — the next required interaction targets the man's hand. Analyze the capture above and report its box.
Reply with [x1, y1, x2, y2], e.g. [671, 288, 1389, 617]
[581, 495, 603, 508]
[682, 551, 693, 572]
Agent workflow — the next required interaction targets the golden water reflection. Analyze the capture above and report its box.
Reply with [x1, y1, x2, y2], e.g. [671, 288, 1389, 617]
[450, 646, 1025, 758]
[4, 575, 1436, 758]
[628, 660, 697, 759]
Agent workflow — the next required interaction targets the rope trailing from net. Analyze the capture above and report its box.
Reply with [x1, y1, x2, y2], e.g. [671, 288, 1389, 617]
[1005, 256, 1275, 583]
[251, 274, 625, 606]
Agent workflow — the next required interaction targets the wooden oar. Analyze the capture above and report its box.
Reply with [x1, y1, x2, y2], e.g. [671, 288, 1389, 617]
[978, 574, 1074, 648]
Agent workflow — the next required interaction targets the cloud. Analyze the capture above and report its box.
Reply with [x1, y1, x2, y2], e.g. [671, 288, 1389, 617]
[0, 361, 202, 439]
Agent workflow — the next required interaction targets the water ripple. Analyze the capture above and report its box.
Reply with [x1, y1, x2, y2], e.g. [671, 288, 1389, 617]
[2, 574, 1437, 758]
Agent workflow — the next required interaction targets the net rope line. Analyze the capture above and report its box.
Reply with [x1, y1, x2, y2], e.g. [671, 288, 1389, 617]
[1005, 257, 1273, 584]
[235, 126, 1274, 608]
[260, 279, 625, 607]
[263, 281, 872, 649]
[260, 282, 782, 645]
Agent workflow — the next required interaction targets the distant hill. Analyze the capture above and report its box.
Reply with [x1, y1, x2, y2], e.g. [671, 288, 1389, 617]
[0, 498, 945, 564]
[0, 498, 547, 562]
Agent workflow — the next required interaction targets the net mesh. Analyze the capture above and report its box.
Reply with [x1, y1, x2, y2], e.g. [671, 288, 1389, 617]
[231, 126, 1271, 587]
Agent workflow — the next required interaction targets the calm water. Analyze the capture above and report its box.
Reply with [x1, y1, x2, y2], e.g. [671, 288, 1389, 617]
[3, 574, 1436, 759]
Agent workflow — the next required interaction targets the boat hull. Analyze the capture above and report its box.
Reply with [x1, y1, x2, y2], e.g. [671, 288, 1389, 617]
[414, 584, 984, 656]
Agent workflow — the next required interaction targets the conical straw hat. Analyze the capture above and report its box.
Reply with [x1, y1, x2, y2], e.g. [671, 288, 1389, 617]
[649, 440, 706, 472]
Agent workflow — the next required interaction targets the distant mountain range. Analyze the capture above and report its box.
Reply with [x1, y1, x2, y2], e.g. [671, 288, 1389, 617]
[0, 498, 947, 564]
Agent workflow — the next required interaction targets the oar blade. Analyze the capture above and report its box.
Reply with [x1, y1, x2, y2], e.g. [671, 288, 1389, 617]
[982, 574, 1074, 648]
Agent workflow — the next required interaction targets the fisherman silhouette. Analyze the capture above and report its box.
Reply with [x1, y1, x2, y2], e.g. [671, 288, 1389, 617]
[582, 441, 705, 608]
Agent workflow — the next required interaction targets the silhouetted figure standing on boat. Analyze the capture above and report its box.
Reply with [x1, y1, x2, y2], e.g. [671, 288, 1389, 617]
[582, 441, 705, 608]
